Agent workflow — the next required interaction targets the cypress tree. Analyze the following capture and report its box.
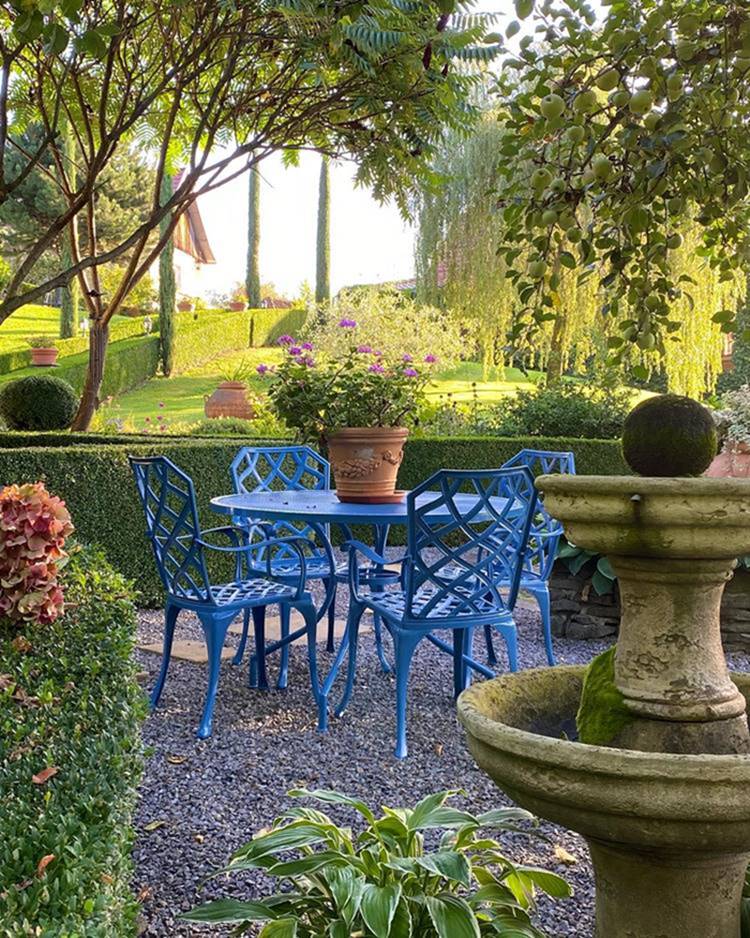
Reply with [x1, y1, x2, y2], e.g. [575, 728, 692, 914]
[158, 173, 176, 375]
[59, 122, 79, 338]
[245, 167, 261, 308]
[315, 156, 331, 306]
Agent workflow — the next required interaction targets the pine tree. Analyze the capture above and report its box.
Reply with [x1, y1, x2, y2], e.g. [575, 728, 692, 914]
[59, 123, 79, 338]
[158, 174, 176, 376]
[315, 157, 331, 307]
[245, 168, 261, 308]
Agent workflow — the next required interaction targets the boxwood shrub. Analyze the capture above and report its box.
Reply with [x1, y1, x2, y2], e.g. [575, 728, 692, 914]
[250, 307, 307, 347]
[0, 434, 626, 607]
[0, 545, 144, 934]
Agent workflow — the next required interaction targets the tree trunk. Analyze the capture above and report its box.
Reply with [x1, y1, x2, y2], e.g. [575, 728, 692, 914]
[546, 311, 567, 384]
[158, 174, 176, 376]
[315, 156, 331, 307]
[59, 122, 79, 339]
[246, 167, 261, 308]
[70, 319, 109, 430]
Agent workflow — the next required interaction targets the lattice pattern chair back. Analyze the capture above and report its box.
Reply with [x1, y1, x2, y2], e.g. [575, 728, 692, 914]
[130, 455, 212, 603]
[502, 449, 575, 580]
[231, 446, 330, 554]
[403, 467, 537, 623]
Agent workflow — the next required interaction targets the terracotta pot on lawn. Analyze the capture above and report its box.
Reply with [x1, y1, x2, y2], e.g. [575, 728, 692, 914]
[30, 347, 59, 367]
[327, 427, 408, 502]
[204, 382, 255, 420]
[705, 440, 750, 479]
[177, 299, 193, 312]
[227, 301, 245, 311]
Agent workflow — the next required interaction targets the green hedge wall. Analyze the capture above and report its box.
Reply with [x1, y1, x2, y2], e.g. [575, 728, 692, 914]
[250, 307, 307, 346]
[0, 315, 157, 376]
[0, 546, 144, 934]
[0, 434, 626, 607]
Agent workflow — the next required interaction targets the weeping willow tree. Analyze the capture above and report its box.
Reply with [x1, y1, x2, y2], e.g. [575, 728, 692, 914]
[416, 112, 600, 381]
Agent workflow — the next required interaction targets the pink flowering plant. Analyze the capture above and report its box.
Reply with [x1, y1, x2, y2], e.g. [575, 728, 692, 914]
[262, 323, 435, 442]
[0, 482, 74, 626]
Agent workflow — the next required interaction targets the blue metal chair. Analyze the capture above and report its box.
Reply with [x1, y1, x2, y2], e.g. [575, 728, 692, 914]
[329, 467, 538, 758]
[130, 455, 320, 739]
[230, 445, 393, 687]
[481, 448, 576, 667]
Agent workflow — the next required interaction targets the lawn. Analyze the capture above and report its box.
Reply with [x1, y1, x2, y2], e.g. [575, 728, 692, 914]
[0, 304, 62, 350]
[101, 352, 544, 430]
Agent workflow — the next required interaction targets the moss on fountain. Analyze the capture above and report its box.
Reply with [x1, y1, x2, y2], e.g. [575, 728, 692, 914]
[622, 394, 717, 477]
[576, 647, 634, 745]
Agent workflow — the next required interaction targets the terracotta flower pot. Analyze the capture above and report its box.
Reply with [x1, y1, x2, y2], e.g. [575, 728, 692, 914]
[30, 347, 59, 367]
[327, 427, 408, 502]
[705, 441, 750, 479]
[204, 382, 255, 420]
[227, 301, 245, 311]
[177, 300, 193, 312]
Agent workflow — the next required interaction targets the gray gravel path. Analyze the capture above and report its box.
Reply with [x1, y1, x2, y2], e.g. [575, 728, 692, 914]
[132, 597, 750, 937]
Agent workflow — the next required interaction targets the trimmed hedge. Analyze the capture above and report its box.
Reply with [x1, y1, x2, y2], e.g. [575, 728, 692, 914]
[0, 434, 626, 607]
[250, 307, 307, 347]
[0, 315, 157, 376]
[0, 545, 144, 934]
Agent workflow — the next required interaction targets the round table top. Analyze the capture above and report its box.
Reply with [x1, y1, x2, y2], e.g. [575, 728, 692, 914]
[211, 489, 508, 526]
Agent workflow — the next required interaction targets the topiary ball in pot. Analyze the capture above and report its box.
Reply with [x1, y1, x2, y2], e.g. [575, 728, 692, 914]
[0, 374, 79, 431]
[621, 393, 717, 476]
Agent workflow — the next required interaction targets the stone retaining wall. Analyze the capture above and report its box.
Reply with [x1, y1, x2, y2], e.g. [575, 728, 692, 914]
[549, 563, 750, 650]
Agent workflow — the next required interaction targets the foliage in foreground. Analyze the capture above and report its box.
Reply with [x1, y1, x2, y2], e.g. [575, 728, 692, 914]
[0, 545, 145, 935]
[183, 789, 570, 937]
[0, 374, 79, 431]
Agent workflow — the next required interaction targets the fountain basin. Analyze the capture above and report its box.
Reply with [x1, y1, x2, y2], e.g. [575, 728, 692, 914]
[537, 475, 750, 559]
[459, 668, 750, 938]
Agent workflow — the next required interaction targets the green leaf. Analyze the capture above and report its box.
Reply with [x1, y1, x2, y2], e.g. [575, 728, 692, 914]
[180, 899, 274, 923]
[13, 9, 43, 40]
[389, 897, 413, 938]
[520, 867, 572, 898]
[43, 22, 69, 55]
[476, 807, 534, 829]
[232, 823, 329, 865]
[360, 884, 402, 938]
[415, 851, 471, 887]
[290, 789, 376, 824]
[596, 556, 615, 579]
[425, 894, 481, 938]
[591, 570, 615, 596]
[267, 851, 350, 878]
[328, 923, 350, 938]
[260, 920, 298, 938]
[76, 29, 108, 58]
[327, 867, 364, 926]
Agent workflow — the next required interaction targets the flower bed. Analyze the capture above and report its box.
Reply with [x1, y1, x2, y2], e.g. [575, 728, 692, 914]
[0, 544, 144, 932]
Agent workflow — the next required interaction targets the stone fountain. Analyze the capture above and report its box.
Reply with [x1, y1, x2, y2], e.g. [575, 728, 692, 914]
[458, 474, 750, 938]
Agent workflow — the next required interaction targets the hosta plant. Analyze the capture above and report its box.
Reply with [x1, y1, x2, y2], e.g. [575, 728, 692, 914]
[0, 482, 74, 625]
[182, 789, 570, 937]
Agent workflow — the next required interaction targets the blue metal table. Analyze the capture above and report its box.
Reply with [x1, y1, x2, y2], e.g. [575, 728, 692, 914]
[210, 489, 510, 700]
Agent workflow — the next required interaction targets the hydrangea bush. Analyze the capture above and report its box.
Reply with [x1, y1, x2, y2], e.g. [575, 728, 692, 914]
[0, 482, 74, 625]
[260, 321, 436, 443]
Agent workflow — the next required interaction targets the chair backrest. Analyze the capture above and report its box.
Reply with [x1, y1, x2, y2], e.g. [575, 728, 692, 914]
[231, 445, 330, 558]
[130, 455, 212, 602]
[502, 448, 576, 580]
[403, 467, 537, 623]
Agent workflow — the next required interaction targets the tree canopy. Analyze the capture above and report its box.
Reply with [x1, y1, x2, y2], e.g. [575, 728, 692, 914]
[493, 0, 750, 371]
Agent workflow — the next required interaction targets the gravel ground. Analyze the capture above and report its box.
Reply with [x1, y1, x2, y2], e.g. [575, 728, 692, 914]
[132, 595, 750, 937]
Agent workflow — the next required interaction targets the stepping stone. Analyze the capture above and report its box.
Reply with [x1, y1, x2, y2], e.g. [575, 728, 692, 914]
[138, 640, 234, 664]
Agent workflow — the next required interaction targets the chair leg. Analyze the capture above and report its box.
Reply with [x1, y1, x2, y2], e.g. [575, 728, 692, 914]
[249, 605, 269, 691]
[497, 622, 519, 673]
[150, 602, 179, 710]
[296, 597, 324, 731]
[373, 611, 392, 674]
[536, 588, 556, 666]
[453, 627, 473, 697]
[277, 603, 291, 690]
[335, 601, 366, 718]
[231, 607, 250, 666]
[484, 623, 498, 666]
[195, 611, 233, 739]
[324, 578, 336, 652]
[393, 631, 421, 760]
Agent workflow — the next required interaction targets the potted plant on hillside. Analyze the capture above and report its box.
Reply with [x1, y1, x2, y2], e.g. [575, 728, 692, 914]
[706, 385, 750, 479]
[27, 336, 59, 367]
[261, 321, 434, 502]
[204, 358, 256, 421]
[227, 282, 246, 312]
[177, 296, 194, 312]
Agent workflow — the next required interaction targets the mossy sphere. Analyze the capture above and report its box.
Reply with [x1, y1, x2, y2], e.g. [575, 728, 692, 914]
[622, 394, 717, 477]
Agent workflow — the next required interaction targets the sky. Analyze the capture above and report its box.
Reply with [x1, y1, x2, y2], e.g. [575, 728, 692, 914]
[196, 0, 597, 301]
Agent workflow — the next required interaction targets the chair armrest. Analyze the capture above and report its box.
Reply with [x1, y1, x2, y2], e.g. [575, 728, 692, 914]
[341, 539, 407, 568]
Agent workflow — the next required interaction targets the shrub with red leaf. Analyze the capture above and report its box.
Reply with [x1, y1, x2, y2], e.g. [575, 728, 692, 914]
[0, 482, 74, 626]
